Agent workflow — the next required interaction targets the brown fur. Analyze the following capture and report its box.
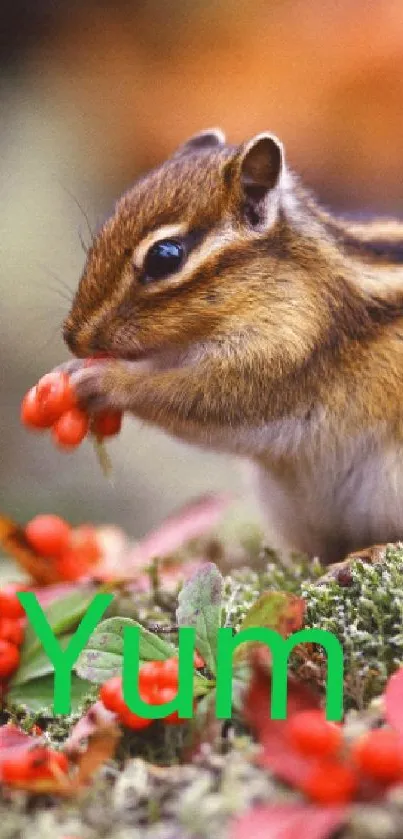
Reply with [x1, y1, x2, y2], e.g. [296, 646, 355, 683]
[62, 130, 403, 562]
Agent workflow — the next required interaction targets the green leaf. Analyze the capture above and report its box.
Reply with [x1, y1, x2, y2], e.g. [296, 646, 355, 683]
[135, 622, 178, 661]
[10, 634, 74, 686]
[75, 650, 128, 684]
[6, 586, 103, 717]
[7, 673, 94, 715]
[75, 616, 177, 684]
[20, 586, 96, 663]
[193, 672, 214, 698]
[8, 586, 99, 700]
[176, 563, 223, 675]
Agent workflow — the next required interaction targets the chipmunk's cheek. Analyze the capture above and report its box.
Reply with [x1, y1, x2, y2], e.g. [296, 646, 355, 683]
[69, 363, 115, 412]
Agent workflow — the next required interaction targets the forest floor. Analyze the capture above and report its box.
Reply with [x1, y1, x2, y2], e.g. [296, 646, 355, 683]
[1, 505, 403, 839]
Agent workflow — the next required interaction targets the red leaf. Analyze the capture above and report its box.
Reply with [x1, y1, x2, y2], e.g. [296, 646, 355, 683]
[0, 724, 35, 752]
[243, 651, 321, 785]
[33, 582, 84, 607]
[0, 724, 43, 775]
[124, 493, 231, 566]
[230, 804, 347, 839]
[235, 593, 305, 665]
[385, 667, 403, 733]
[277, 596, 305, 637]
[95, 493, 230, 581]
[239, 592, 305, 637]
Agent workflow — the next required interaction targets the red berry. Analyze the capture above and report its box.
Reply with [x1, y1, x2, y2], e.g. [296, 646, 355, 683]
[21, 387, 51, 429]
[137, 659, 179, 702]
[71, 525, 100, 564]
[0, 639, 20, 678]
[159, 658, 179, 689]
[55, 551, 87, 581]
[0, 618, 25, 647]
[1, 751, 31, 783]
[158, 687, 182, 725]
[140, 658, 179, 688]
[119, 705, 153, 730]
[91, 410, 123, 439]
[52, 408, 89, 448]
[2, 747, 68, 784]
[100, 676, 125, 714]
[287, 710, 342, 758]
[100, 675, 154, 729]
[146, 684, 165, 706]
[35, 372, 76, 422]
[28, 747, 69, 779]
[0, 586, 26, 619]
[56, 525, 100, 580]
[138, 661, 160, 694]
[25, 514, 71, 558]
[301, 759, 357, 804]
[351, 728, 403, 783]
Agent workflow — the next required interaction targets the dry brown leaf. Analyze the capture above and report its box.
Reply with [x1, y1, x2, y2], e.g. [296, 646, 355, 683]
[74, 719, 120, 787]
[319, 544, 387, 586]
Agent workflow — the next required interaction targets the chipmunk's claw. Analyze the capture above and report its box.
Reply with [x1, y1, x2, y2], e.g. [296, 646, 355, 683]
[69, 363, 116, 412]
[51, 359, 84, 377]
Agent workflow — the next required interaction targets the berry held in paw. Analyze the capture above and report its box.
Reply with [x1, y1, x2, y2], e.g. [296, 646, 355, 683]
[21, 366, 124, 454]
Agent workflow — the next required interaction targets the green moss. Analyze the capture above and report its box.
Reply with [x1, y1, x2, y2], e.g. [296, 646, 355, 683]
[222, 544, 403, 709]
[301, 544, 403, 707]
[221, 551, 323, 630]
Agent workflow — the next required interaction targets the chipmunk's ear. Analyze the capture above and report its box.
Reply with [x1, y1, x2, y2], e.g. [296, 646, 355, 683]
[235, 133, 284, 227]
[174, 128, 226, 156]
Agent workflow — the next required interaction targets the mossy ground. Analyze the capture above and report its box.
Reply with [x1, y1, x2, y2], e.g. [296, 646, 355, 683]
[2, 539, 403, 838]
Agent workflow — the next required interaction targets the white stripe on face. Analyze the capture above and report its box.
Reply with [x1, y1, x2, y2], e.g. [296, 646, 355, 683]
[134, 222, 242, 294]
[133, 223, 189, 269]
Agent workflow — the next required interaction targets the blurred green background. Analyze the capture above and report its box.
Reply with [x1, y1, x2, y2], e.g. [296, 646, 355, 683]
[1, 0, 403, 537]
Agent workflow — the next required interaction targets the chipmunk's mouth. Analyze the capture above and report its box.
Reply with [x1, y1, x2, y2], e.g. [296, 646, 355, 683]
[72, 345, 189, 376]
[117, 344, 198, 372]
[64, 316, 195, 371]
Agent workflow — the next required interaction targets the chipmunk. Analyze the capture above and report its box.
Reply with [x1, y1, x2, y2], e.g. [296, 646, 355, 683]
[62, 128, 403, 564]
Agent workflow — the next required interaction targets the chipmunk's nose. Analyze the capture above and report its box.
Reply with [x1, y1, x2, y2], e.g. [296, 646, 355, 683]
[63, 322, 89, 357]
[63, 316, 109, 357]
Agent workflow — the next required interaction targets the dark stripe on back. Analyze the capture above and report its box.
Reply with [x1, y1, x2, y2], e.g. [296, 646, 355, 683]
[341, 235, 403, 264]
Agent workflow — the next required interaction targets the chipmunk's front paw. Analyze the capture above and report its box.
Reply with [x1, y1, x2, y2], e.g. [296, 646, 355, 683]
[69, 362, 124, 413]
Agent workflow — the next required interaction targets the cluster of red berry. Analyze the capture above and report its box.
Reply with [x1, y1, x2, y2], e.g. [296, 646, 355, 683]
[21, 369, 122, 449]
[1, 744, 68, 786]
[0, 585, 26, 684]
[286, 709, 403, 804]
[25, 514, 100, 581]
[100, 657, 197, 729]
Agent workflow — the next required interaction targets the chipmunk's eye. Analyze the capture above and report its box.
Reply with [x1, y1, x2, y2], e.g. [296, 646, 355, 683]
[142, 239, 184, 283]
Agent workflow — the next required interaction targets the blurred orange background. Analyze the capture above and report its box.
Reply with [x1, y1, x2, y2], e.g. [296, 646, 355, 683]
[1, 0, 402, 536]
